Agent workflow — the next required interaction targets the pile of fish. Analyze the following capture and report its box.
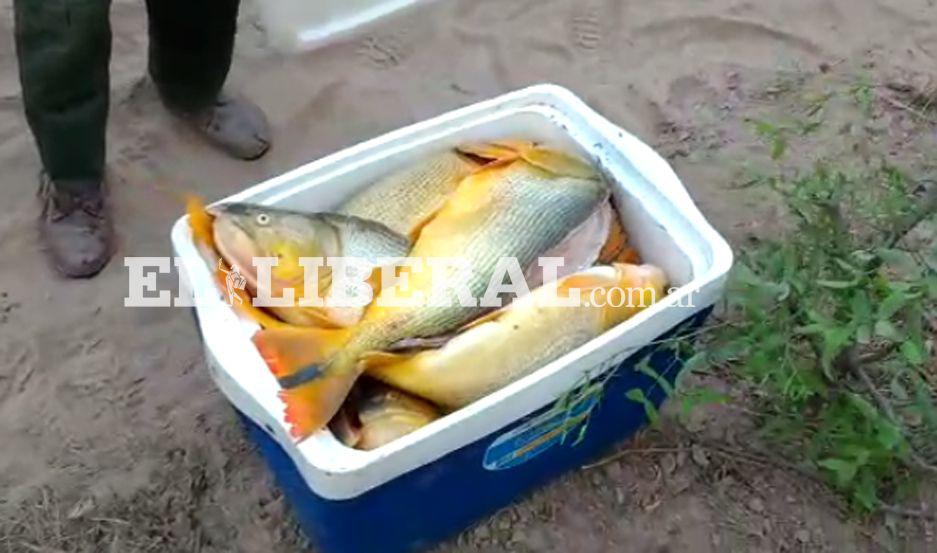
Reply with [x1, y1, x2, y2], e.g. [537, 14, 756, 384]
[189, 141, 667, 450]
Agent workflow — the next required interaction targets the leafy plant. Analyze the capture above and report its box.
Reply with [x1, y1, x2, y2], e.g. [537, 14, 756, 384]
[751, 118, 790, 160]
[701, 126, 937, 510]
[749, 113, 824, 161]
[626, 342, 728, 427]
[851, 75, 877, 115]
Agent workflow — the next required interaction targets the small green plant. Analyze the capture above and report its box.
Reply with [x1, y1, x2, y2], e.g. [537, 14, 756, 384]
[851, 75, 877, 115]
[700, 123, 937, 510]
[626, 340, 729, 427]
[751, 118, 789, 160]
[749, 113, 824, 161]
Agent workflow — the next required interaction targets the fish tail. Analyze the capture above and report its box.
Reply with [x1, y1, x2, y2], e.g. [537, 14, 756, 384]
[456, 142, 528, 165]
[517, 146, 599, 179]
[252, 327, 351, 379]
[276, 344, 373, 439]
[461, 141, 597, 178]
[279, 370, 360, 440]
[466, 141, 600, 178]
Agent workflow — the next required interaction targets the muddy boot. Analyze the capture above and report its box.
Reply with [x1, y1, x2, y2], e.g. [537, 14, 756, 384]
[38, 176, 115, 279]
[182, 92, 271, 161]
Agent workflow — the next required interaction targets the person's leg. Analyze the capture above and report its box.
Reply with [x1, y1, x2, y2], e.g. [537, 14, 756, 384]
[145, 0, 270, 160]
[14, 0, 111, 189]
[14, 0, 115, 278]
[145, 0, 236, 113]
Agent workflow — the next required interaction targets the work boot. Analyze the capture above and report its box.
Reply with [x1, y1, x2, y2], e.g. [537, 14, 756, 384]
[181, 92, 271, 161]
[38, 176, 114, 279]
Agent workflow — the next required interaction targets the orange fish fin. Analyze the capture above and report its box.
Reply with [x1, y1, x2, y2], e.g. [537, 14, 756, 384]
[598, 209, 629, 265]
[490, 139, 539, 152]
[278, 305, 350, 329]
[279, 371, 359, 440]
[519, 146, 598, 179]
[617, 247, 642, 264]
[186, 195, 216, 251]
[253, 327, 351, 379]
[456, 142, 526, 164]
[235, 295, 292, 329]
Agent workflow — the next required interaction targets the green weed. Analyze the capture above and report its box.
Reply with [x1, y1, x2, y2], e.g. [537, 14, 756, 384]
[850, 74, 877, 115]
[569, 78, 934, 514]
[748, 113, 824, 160]
[704, 123, 937, 510]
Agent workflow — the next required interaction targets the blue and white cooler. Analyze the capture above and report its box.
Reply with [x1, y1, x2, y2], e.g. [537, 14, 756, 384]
[171, 84, 733, 553]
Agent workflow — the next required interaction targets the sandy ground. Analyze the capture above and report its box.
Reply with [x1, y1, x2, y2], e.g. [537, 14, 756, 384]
[1, 0, 936, 551]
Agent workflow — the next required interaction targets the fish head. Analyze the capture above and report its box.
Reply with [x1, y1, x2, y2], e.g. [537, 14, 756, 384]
[355, 388, 440, 450]
[212, 203, 341, 291]
[602, 263, 669, 328]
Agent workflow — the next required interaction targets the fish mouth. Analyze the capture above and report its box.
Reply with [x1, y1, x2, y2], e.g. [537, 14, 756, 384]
[213, 215, 262, 288]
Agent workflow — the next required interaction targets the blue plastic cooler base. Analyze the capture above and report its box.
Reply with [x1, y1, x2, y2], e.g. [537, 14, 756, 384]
[237, 307, 713, 553]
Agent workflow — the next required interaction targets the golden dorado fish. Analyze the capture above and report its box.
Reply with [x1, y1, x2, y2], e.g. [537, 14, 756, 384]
[211, 203, 412, 328]
[338, 151, 486, 240]
[330, 383, 440, 451]
[255, 143, 610, 439]
[366, 263, 668, 408]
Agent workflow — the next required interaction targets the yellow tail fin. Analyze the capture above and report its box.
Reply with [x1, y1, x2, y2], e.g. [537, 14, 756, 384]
[252, 327, 351, 379]
[279, 371, 360, 440]
[456, 142, 528, 164]
[460, 141, 598, 179]
[254, 327, 359, 440]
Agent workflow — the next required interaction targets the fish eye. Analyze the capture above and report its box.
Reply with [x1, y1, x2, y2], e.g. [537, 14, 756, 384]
[256, 213, 271, 226]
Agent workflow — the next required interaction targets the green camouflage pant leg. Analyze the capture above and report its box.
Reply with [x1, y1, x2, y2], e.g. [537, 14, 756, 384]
[14, 0, 112, 187]
[145, 0, 241, 113]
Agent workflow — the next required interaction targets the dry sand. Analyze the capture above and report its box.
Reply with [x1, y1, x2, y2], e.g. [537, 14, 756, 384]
[1, 0, 936, 551]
